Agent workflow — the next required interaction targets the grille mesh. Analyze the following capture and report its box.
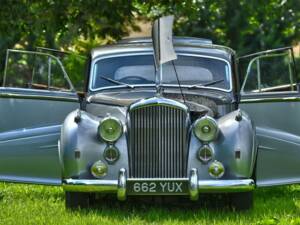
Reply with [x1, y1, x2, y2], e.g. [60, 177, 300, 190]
[128, 104, 188, 178]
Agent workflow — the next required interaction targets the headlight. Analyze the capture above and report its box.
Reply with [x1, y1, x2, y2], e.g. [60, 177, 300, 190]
[103, 145, 120, 164]
[208, 160, 225, 179]
[98, 116, 123, 142]
[197, 145, 214, 163]
[91, 160, 108, 178]
[193, 116, 219, 142]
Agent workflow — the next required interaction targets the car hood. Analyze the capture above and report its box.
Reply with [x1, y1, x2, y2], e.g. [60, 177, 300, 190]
[87, 88, 232, 107]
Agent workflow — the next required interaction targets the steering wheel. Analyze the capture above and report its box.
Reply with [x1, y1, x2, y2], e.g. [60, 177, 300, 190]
[118, 76, 152, 83]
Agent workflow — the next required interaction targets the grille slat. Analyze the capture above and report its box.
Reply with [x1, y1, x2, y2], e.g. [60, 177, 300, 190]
[129, 104, 188, 178]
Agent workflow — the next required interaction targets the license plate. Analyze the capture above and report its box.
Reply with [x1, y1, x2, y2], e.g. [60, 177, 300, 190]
[127, 179, 189, 195]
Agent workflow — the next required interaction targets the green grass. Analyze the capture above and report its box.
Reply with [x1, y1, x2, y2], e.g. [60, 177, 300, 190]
[0, 183, 300, 225]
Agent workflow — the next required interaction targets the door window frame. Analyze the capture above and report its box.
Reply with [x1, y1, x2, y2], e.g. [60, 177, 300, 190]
[238, 47, 299, 99]
[2, 49, 76, 92]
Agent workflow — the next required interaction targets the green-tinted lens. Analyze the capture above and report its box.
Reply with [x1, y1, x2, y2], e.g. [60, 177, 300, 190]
[91, 160, 108, 178]
[194, 116, 219, 142]
[104, 145, 120, 164]
[98, 117, 123, 142]
[208, 160, 225, 178]
[198, 145, 214, 163]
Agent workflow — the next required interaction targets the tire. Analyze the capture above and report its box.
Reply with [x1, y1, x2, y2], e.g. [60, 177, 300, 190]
[65, 191, 94, 209]
[229, 191, 253, 210]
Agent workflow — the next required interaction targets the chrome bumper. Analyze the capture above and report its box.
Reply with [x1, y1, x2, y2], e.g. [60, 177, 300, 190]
[62, 168, 255, 201]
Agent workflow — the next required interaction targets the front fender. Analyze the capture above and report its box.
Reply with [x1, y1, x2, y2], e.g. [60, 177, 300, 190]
[188, 110, 257, 179]
[60, 109, 129, 180]
[59, 110, 80, 178]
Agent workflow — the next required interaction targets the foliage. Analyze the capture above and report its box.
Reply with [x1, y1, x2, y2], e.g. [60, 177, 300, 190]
[134, 0, 300, 55]
[0, 183, 300, 224]
[0, 0, 136, 50]
[1, 0, 300, 88]
[0, 0, 137, 85]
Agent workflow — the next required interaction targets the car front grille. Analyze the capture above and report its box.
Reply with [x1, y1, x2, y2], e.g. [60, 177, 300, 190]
[128, 101, 188, 178]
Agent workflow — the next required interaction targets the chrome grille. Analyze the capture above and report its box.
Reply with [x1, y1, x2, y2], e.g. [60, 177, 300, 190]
[128, 103, 188, 178]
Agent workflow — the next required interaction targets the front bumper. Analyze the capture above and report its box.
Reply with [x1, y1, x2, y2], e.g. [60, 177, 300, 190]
[62, 168, 255, 201]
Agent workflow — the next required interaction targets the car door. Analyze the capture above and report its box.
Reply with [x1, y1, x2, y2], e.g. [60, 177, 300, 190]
[238, 47, 300, 187]
[0, 49, 79, 185]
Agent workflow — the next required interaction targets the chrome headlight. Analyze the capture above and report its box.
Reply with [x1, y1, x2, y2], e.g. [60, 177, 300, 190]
[98, 116, 123, 142]
[193, 116, 219, 142]
[197, 145, 214, 163]
[103, 145, 120, 164]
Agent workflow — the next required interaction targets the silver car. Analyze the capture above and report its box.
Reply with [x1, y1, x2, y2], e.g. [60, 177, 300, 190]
[0, 17, 299, 210]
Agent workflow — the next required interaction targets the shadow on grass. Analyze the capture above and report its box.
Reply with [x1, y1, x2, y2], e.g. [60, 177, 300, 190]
[71, 186, 300, 223]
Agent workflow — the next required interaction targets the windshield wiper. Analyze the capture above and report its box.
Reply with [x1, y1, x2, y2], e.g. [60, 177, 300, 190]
[188, 79, 224, 89]
[99, 76, 134, 89]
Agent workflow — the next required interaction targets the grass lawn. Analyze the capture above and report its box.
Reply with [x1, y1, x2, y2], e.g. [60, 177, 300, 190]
[0, 183, 300, 225]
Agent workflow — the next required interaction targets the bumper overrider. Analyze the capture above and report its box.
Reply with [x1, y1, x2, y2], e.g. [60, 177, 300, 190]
[62, 168, 255, 201]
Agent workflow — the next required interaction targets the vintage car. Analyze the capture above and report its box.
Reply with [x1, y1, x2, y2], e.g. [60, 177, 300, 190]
[0, 16, 299, 210]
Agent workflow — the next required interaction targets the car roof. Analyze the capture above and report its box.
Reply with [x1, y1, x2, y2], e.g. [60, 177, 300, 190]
[91, 36, 235, 61]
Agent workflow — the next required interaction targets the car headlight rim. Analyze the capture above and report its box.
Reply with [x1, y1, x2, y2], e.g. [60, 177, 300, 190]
[103, 145, 120, 164]
[197, 145, 214, 163]
[91, 160, 108, 178]
[193, 116, 219, 142]
[98, 116, 123, 143]
[208, 160, 225, 179]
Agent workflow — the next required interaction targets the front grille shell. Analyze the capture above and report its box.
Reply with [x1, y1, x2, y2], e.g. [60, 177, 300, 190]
[127, 97, 190, 178]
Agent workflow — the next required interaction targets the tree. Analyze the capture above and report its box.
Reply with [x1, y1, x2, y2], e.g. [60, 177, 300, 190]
[134, 0, 300, 55]
[0, 0, 137, 83]
[1, 1, 299, 87]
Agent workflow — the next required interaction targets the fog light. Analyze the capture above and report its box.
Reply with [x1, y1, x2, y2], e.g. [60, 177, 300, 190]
[104, 145, 120, 164]
[208, 160, 225, 179]
[91, 160, 108, 178]
[197, 145, 214, 163]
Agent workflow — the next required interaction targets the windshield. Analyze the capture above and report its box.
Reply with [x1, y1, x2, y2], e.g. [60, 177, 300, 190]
[91, 54, 231, 91]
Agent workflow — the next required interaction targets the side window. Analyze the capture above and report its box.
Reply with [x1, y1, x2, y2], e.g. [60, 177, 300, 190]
[3, 50, 73, 92]
[240, 48, 297, 93]
[31, 54, 50, 89]
[4, 52, 35, 88]
[36, 47, 86, 92]
[50, 58, 71, 91]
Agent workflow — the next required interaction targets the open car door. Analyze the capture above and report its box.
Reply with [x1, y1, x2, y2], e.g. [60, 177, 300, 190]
[239, 47, 300, 187]
[0, 50, 81, 185]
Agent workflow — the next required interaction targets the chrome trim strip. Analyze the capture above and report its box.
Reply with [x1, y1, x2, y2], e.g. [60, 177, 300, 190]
[198, 179, 255, 193]
[62, 179, 118, 193]
[62, 178, 255, 194]
[0, 92, 78, 102]
[129, 96, 188, 112]
[241, 91, 298, 96]
[0, 87, 76, 94]
[127, 178, 189, 181]
[238, 46, 293, 60]
[189, 168, 199, 200]
[89, 52, 233, 93]
[0, 176, 61, 185]
[240, 96, 300, 103]
[117, 168, 127, 201]
[62, 169, 255, 197]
